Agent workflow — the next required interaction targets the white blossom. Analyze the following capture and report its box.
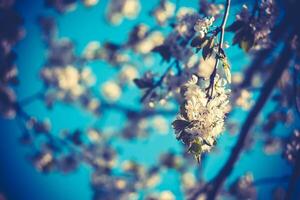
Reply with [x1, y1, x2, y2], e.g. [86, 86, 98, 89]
[172, 74, 230, 159]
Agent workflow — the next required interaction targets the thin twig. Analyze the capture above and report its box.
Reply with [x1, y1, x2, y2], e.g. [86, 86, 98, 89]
[207, 0, 231, 99]
[141, 60, 176, 102]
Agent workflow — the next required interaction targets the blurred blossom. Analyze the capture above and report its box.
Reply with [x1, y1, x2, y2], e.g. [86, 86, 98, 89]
[151, 0, 175, 26]
[134, 31, 164, 54]
[176, 7, 197, 20]
[83, 41, 101, 60]
[81, 67, 96, 86]
[231, 72, 244, 85]
[235, 89, 253, 110]
[118, 64, 138, 84]
[87, 128, 102, 142]
[32, 151, 54, 172]
[26, 117, 51, 134]
[181, 172, 196, 189]
[82, 0, 99, 7]
[101, 80, 122, 102]
[106, 0, 141, 25]
[0, 86, 16, 118]
[152, 115, 169, 134]
[159, 190, 175, 200]
[229, 172, 256, 199]
[41, 65, 88, 99]
[199, 0, 224, 17]
[263, 137, 282, 155]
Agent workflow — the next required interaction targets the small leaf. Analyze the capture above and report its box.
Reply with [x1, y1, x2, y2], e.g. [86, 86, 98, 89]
[152, 44, 171, 62]
[232, 30, 243, 46]
[188, 140, 202, 155]
[133, 78, 154, 89]
[202, 38, 214, 60]
[191, 36, 202, 47]
[191, 37, 208, 49]
[172, 119, 190, 132]
[222, 58, 231, 83]
[226, 20, 245, 32]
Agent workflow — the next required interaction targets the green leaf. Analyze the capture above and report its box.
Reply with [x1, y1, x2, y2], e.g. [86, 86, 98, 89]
[188, 141, 202, 154]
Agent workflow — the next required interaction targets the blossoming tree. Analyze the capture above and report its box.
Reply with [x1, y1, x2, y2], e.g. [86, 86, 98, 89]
[0, 0, 300, 199]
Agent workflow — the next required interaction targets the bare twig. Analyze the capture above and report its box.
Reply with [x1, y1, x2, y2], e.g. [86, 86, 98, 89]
[141, 60, 176, 102]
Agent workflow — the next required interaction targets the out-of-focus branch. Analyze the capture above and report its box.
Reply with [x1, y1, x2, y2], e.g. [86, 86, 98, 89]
[101, 101, 176, 117]
[206, 43, 293, 200]
[141, 60, 176, 102]
[285, 153, 300, 200]
[18, 89, 45, 106]
[253, 175, 290, 186]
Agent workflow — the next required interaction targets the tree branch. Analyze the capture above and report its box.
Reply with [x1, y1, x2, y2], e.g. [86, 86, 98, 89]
[285, 153, 300, 200]
[206, 43, 293, 200]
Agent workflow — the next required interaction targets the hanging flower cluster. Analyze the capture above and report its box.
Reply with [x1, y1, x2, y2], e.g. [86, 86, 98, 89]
[172, 74, 230, 161]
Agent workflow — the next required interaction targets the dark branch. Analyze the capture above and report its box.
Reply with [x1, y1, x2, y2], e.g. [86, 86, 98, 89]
[206, 42, 293, 200]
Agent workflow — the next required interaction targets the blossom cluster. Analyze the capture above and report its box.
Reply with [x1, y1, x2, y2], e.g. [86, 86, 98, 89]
[172, 74, 230, 161]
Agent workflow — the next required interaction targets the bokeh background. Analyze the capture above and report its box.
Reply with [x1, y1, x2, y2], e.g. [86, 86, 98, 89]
[0, 0, 297, 199]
